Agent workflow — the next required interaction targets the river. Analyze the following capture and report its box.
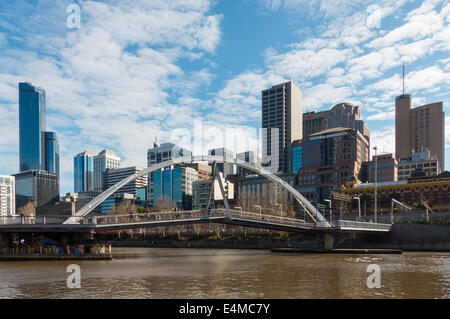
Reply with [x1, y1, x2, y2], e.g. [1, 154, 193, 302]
[1, 248, 449, 298]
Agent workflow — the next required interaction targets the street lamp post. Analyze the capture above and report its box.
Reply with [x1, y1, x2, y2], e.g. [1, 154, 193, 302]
[324, 199, 332, 224]
[353, 197, 361, 221]
[373, 146, 378, 223]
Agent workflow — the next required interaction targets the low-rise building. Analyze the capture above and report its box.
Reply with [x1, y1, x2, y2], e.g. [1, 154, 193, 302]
[13, 170, 59, 211]
[192, 172, 234, 210]
[341, 171, 450, 213]
[397, 151, 439, 181]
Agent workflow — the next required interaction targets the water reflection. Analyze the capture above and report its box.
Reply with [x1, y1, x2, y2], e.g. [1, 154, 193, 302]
[0, 248, 449, 298]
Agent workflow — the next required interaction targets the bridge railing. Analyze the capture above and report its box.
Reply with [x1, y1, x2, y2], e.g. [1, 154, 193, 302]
[81, 210, 207, 225]
[336, 220, 392, 231]
[0, 215, 75, 225]
[212, 209, 315, 227]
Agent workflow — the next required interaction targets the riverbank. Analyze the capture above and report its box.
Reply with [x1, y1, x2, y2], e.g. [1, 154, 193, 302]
[0, 254, 112, 261]
[108, 224, 450, 252]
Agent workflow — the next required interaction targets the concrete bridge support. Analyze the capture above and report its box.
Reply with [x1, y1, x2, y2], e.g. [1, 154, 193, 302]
[324, 233, 334, 250]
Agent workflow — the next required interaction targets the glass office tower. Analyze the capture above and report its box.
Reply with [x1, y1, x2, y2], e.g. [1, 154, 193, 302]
[44, 131, 60, 178]
[19, 82, 46, 172]
[74, 151, 95, 193]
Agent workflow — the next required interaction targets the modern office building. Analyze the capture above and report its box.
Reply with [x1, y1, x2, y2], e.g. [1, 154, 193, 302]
[236, 151, 261, 176]
[74, 151, 95, 193]
[147, 142, 192, 205]
[292, 140, 303, 174]
[208, 148, 234, 178]
[13, 170, 59, 210]
[236, 173, 292, 205]
[101, 193, 135, 214]
[192, 172, 234, 210]
[395, 94, 444, 171]
[93, 149, 120, 191]
[0, 176, 15, 216]
[262, 81, 302, 173]
[295, 127, 370, 204]
[19, 82, 46, 172]
[152, 167, 198, 209]
[102, 166, 147, 197]
[303, 102, 370, 142]
[44, 131, 60, 178]
[397, 151, 439, 181]
[178, 163, 212, 181]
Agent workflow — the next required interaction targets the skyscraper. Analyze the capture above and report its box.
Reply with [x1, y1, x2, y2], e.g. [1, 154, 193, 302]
[295, 127, 370, 203]
[262, 81, 302, 173]
[19, 82, 46, 172]
[395, 94, 445, 171]
[303, 102, 370, 142]
[74, 151, 95, 193]
[44, 131, 60, 178]
[93, 149, 120, 191]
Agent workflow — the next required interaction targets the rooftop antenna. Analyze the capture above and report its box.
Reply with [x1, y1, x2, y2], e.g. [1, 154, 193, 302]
[402, 65, 405, 96]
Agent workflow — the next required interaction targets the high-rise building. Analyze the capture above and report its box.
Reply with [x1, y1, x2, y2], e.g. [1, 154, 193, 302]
[295, 127, 370, 204]
[208, 148, 234, 178]
[262, 81, 302, 173]
[147, 142, 192, 205]
[74, 151, 95, 193]
[0, 176, 15, 216]
[93, 149, 120, 191]
[303, 102, 370, 142]
[152, 167, 198, 209]
[19, 82, 46, 172]
[102, 166, 147, 197]
[395, 94, 445, 171]
[44, 131, 60, 178]
[13, 170, 59, 210]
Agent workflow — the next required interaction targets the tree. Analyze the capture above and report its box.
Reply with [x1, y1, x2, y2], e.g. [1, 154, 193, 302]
[18, 201, 36, 217]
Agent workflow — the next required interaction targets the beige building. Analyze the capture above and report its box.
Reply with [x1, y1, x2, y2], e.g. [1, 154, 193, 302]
[397, 151, 439, 181]
[395, 94, 444, 172]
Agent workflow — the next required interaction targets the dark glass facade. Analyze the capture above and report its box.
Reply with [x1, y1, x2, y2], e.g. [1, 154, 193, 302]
[74, 152, 94, 193]
[13, 170, 59, 210]
[19, 83, 46, 172]
[44, 131, 60, 178]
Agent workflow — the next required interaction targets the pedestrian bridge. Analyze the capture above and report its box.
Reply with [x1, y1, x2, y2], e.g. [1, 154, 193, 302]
[0, 209, 392, 234]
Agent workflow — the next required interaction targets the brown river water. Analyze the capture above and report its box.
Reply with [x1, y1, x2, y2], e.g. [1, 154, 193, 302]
[1, 248, 450, 298]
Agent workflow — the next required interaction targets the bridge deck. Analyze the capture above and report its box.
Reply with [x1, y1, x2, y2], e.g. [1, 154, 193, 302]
[0, 210, 391, 233]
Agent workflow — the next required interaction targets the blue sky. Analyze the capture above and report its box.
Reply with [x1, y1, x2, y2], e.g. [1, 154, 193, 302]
[0, 0, 449, 195]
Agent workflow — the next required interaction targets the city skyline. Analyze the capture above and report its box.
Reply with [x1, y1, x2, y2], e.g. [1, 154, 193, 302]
[0, 0, 449, 195]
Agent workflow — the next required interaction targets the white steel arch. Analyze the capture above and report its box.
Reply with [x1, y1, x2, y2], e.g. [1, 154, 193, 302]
[64, 155, 329, 226]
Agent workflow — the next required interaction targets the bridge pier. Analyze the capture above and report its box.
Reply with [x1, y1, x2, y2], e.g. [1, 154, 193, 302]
[324, 233, 334, 250]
